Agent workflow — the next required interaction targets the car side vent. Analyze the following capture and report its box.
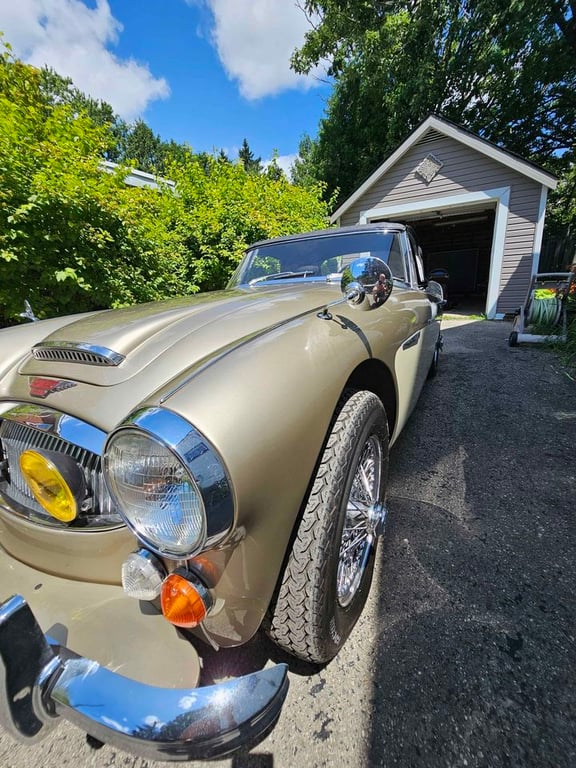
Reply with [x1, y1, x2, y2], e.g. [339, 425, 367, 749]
[32, 343, 125, 367]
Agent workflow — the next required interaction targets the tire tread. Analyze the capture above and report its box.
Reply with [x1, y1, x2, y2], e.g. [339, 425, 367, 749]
[266, 391, 387, 663]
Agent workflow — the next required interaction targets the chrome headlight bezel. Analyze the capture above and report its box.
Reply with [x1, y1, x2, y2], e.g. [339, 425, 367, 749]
[103, 408, 234, 560]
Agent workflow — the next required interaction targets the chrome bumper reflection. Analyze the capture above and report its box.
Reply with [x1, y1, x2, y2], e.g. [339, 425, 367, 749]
[0, 595, 289, 760]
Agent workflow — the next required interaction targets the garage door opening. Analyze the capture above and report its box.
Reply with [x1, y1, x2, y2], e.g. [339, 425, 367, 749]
[405, 208, 496, 313]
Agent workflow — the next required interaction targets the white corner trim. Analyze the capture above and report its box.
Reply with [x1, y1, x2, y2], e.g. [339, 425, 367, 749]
[531, 186, 549, 276]
[360, 186, 511, 320]
[485, 188, 510, 320]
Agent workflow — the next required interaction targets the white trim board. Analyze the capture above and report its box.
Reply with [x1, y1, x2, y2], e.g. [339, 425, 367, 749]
[331, 115, 557, 223]
[359, 187, 511, 320]
[532, 186, 549, 277]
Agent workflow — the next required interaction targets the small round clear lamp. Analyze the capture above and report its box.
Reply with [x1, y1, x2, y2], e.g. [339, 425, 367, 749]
[121, 549, 166, 601]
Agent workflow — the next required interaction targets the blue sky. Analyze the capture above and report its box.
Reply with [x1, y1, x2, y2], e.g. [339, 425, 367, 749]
[0, 0, 332, 174]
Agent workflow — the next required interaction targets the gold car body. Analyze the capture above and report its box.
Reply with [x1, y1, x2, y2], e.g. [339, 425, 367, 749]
[0, 224, 441, 757]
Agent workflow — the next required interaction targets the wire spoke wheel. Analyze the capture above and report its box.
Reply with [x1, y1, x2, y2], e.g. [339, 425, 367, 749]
[266, 390, 389, 663]
[336, 436, 381, 607]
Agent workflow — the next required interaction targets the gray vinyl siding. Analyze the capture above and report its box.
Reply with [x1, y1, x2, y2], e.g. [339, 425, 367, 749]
[500, 185, 540, 313]
[339, 133, 542, 314]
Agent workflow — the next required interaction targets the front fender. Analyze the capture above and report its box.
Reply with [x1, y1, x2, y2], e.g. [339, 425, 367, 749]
[156, 304, 400, 646]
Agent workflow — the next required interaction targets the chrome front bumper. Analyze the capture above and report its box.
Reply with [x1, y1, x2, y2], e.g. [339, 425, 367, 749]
[0, 595, 289, 761]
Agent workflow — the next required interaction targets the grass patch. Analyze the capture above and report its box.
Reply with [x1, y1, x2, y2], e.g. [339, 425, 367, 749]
[442, 313, 486, 321]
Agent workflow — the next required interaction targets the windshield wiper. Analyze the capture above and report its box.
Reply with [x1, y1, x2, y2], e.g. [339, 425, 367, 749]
[249, 271, 315, 285]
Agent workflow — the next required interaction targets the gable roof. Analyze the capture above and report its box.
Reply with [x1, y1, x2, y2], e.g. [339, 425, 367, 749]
[331, 115, 557, 223]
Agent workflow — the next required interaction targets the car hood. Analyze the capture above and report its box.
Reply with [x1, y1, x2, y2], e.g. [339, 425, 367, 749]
[17, 283, 337, 388]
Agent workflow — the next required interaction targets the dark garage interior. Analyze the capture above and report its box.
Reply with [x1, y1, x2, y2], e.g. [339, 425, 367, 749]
[407, 208, 496, 312]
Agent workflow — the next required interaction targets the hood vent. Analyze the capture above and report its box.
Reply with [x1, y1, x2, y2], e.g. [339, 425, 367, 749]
[32, 342, 125, 367]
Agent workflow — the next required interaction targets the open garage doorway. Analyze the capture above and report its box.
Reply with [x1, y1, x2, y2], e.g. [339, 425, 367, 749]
[333, 117, 557, 318]
[403, 207, 496, 314]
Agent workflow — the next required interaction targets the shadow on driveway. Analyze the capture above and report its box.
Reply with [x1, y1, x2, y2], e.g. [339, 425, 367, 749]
[367, 320, 576, 767]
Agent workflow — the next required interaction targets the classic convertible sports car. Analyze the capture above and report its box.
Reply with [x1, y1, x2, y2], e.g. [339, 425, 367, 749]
[0, 223, 443, 760]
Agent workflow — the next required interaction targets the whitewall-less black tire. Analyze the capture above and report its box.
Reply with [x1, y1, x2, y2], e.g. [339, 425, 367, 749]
[266, 390, 389, 663]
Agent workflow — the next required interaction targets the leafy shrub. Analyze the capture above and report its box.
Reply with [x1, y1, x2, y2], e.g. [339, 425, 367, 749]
[0, 44, 331, 325]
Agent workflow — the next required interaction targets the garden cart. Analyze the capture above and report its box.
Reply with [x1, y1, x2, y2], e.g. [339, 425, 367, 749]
[509, 271, 576, 347]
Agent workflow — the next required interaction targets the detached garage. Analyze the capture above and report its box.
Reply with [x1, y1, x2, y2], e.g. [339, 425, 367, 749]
[331, 116, 557, 319]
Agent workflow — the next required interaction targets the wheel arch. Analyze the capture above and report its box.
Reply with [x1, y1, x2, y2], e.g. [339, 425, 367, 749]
[343, 359, 397, 440]
[265, 365, 395, 629]
[265, 389, 389, 661]
[282, 359, 396, 563]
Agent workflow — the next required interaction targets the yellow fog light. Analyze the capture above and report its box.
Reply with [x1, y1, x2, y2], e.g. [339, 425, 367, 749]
[19, 450, 78, 522]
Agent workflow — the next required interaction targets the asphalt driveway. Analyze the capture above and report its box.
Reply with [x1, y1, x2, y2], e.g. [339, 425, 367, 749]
[1, 318, 575, 768]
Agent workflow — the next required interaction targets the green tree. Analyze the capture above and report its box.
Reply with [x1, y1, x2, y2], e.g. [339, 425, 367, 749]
[38, 66, 193, 173]
[292, 0, 576, 203]
[0, 40, 333, 326]
[0, 46, 192, 325]
[124, 119, 166, 175]
[543, 152, 576, 268]
[170, 153, 331, 291]
[0, 43, 332, 325]
[161, 139, 195, 168]
[238, 138, 262, 174]
[291, 134, 322, 188]
[38, 66, 129, 162]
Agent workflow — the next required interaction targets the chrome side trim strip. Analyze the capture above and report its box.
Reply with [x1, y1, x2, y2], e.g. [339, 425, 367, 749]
[0, 596, 289, 760]
[32, 342, 125, 367]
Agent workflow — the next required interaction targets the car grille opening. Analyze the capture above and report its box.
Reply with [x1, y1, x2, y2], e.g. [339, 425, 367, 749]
[0, 418, 122, 529]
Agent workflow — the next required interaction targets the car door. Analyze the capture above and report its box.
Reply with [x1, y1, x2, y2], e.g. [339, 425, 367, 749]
[387, 230, 437, 432]
[405, 228, 439, 364]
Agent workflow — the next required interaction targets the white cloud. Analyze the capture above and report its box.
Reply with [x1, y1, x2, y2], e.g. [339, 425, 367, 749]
[0, 0, 169, 120]
[199, 0, 323, 100]
[100, 716, 131, 734]
[143, 715, 165, 728]
[178, 693, 198, 709]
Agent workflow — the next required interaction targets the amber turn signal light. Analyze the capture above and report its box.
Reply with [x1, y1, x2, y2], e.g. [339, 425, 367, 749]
[161, 570, 212, 629]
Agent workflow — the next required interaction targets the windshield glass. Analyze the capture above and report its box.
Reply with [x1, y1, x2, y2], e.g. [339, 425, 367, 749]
[229, 231, 401, 287]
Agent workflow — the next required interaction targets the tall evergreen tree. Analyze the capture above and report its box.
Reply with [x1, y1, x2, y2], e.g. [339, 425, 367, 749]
[238, 138, 262, 174]
[124, 119, 166, 174]
[291, 135, 321, 188]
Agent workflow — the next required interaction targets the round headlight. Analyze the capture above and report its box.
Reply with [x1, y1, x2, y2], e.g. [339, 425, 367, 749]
[103, 430, 206, 558]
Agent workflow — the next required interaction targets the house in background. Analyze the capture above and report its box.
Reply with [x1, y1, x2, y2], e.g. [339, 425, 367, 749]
[101, 160, 176, 191]
[331, 115, 557, 319]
